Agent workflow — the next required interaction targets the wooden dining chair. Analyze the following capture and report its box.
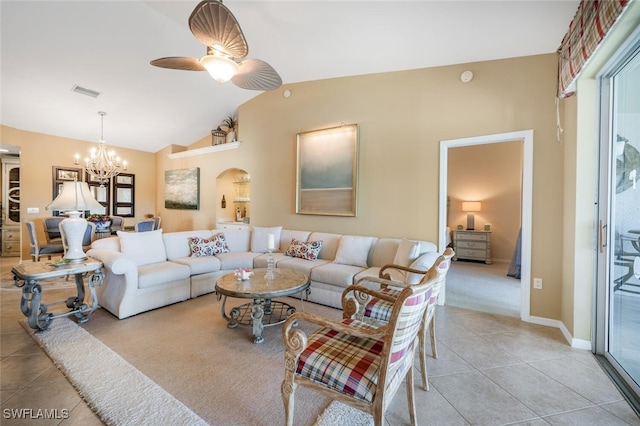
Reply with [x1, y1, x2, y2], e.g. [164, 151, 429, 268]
[282, 266, 437, 426]
[42, 216, 64, 243]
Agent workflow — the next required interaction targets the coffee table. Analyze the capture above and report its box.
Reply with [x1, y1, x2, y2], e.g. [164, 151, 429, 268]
[215, 268, 310, 343]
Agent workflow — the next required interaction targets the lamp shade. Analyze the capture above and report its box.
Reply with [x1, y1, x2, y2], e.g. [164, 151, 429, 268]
[461, 201, 481, 212]
[46, 182, 105, 213]
[45, 182, 104, 262]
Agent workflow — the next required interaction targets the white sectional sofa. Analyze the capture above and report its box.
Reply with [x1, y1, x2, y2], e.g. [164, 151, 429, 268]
[87, 226, 439, 319]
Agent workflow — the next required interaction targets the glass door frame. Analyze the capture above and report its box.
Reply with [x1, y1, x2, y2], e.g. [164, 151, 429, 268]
[595, 25, 640, 413]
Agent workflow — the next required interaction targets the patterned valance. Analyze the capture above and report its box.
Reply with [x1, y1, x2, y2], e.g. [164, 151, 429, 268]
[557, 0, 629, 98]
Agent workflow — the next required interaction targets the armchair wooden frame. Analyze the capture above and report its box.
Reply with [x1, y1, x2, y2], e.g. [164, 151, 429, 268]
[343, 247, 455, 391]
[282, 267, 437, 426]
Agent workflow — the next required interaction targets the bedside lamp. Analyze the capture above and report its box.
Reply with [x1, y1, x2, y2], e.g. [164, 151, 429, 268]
[462, 201, 481, 231]
[46, 181, 105, 262]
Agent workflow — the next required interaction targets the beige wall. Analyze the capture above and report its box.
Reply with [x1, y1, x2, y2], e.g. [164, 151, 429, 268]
[5, 52, 568, 326]
[448, 142, 523, 261]
[0, 125, 157, 258]
[162, 53, 564, 320]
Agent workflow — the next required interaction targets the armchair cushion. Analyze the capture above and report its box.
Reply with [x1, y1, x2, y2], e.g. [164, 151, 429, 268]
[285, 238, 323, 261]
[296, 318, 381, 403]
[116, 229, 166, 266]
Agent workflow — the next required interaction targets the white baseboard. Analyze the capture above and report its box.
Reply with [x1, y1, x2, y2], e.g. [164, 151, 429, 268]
[528, 315, 592, 350]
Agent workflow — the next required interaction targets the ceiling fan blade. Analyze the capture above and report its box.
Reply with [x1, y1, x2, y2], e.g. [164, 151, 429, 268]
[150, 57, 205, 71]
[232, 59, 282, 91]
[189, 0, 248, 59]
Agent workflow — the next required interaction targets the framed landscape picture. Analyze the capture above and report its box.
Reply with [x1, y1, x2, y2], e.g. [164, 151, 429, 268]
[165, 167, 200, 210]
[296, 124, 359, 216]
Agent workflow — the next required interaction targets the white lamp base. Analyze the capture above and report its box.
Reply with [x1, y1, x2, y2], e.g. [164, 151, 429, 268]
[61, 211, 88, 262]
[466, 213, 475, 231]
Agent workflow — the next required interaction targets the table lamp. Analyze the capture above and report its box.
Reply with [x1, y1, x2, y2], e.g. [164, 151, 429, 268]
[46, 181, 105, 262]
[462, 201, 481, 230]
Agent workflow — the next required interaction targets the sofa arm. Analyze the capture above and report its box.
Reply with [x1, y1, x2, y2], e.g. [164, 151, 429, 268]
[87, 249, 137, 277]
[86, 248, 140, 319]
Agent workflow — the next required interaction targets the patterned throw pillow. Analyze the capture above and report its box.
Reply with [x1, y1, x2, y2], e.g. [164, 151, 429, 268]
[285, 238, 323, 261]
[189, 234, 230, 257]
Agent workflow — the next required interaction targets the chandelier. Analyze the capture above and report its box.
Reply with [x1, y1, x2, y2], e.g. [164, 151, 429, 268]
[75, 111, 127, 186]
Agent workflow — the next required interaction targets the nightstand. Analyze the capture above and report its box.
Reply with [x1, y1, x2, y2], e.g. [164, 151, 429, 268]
[453, 230, 492, 264]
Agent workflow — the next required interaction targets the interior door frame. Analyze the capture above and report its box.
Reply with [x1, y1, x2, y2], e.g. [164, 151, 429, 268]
[439, 130, 533, 320]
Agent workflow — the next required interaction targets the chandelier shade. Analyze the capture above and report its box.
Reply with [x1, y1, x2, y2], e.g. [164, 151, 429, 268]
[75, 111, 127, 186]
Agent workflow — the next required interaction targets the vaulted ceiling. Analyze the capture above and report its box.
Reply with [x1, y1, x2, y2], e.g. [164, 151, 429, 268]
[1, 1, 579, 154]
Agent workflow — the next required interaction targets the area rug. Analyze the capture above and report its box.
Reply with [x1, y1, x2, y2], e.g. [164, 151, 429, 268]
[19, 293, 366, 425]
[21, 318, 208, 425]
[314, 401, 373, 426]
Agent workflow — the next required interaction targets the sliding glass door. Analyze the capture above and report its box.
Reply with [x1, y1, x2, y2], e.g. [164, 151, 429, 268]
[595, 30, 640, 411]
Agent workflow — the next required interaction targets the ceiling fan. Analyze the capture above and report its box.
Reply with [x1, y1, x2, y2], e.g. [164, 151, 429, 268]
[150, 0, 282, 91]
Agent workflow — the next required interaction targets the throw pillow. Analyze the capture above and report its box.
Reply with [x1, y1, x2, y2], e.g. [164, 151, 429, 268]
[188, 233, 230, 257]
[285, 238, 323, 261]
[251, 226, 282, 253]
[393, 238, 421, 267]
[333, 235, 376, 268]
[406, 251, 440, 284]
[116, 229, 166, 266]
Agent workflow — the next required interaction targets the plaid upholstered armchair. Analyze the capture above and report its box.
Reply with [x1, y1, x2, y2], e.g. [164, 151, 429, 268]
[343, 247, 454, 391]
[281, 266, 437, 426]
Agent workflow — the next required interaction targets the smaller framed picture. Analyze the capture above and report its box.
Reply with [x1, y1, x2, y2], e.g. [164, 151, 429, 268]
[56, 167, 80, 181]
[116, 175, 133, 185]
[116, 206, 132, 215]
[52, 166, 82, 200]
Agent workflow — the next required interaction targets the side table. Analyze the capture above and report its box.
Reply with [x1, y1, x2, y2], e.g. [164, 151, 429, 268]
[12, 258, 104, 331]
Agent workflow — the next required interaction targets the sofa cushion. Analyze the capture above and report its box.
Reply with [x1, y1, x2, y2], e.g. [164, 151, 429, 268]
[189, 234, 229, 257]
[215, 252, 261, 270]
[285, 238, 323, 261]
[164, 230, 216, 259]
[308, 232, 343, 260]
[137, 261, 191, 289]
[280, 229, 311, 250]
[311, 263, 365, 288]
[171, 256, 222, 275]
[393, 238, 421, 267]
[116, 229, 166, 266]
[333, 235, 377, 268]
[406, 251, 440, 284]
[251, 226, 283, 253]
[219, 229, 251, 252]
[277, 257, 331, 276]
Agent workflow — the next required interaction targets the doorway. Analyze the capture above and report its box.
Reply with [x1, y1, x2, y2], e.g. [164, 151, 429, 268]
[439, 130, 533, 320]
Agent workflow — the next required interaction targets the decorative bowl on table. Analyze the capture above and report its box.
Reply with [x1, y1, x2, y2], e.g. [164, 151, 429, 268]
[234, 268, 253, 281]
[87, 214, 111, 232]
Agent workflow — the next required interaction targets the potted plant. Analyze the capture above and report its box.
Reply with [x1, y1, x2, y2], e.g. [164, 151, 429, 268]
[222, 115, 237, 142]
[87, 214, 111, 231]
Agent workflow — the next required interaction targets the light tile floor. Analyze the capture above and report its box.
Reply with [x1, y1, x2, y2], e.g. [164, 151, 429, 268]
[1, 256, 639, 425]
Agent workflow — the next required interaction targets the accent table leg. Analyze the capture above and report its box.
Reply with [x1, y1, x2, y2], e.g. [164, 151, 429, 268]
[251, 299, 265, 344]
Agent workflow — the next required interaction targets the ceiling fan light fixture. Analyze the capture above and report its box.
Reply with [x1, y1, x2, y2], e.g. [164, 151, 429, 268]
[200, 54, 239, 83]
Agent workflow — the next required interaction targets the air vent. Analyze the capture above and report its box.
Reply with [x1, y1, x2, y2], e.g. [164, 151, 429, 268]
[71, 85, 101, 98]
